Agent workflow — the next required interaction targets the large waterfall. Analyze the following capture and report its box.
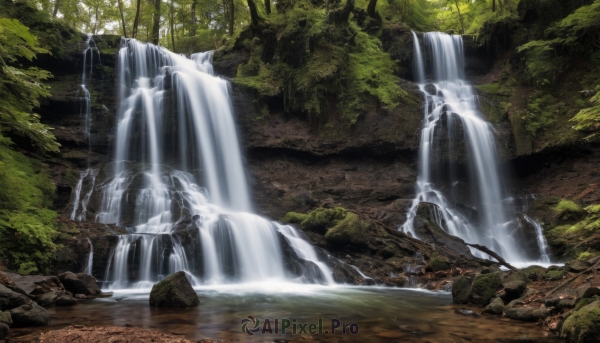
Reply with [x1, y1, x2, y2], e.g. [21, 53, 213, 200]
[78, 39, 333, 289]
[403, 32, 549, 264]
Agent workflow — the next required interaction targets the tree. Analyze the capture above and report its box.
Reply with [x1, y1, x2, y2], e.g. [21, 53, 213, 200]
[117, 0, 127, 37]
[152, 0, 161, 44]
[223, 0, 235, 35]
[265, 0, 271, 14]
[132, 0, 142, 38]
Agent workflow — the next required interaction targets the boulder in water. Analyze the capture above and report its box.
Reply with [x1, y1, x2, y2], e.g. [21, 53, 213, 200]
[149, 271, 199, 308]
[484, 297, 505, 315]
[504, 307, 550, 322]
[9, 303, 50, 327]
[58, 272, 101, 296]
[470, 273, 503, 305]
[55, 294, 77, 306]
[36, 291, 59, 307]
[0, 284, 32, 310]
[414, 202, 473, 257]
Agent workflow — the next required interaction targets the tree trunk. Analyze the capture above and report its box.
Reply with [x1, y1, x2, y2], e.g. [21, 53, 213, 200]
[265, 0, 271, 14]
[52, 0, 61, 19]
[454, 0, 465, 34]
[492, 0, 496, 12]
[118, 0, 127, 37]
[191, 0, 197, 36]
[132, 0, 142, 38]
[247, 0, 260, 28]
[367, 0, 377, 18]
[152, 0, 161, 44]
[170, 0, 176, 50]
[93, 4, 99, 35]
[229, 0, 235, 35]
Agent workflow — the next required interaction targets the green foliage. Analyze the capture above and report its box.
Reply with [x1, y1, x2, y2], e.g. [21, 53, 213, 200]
[375, 0, 437, 31]
[0, 144, 58, 274]
[0, 17, 60, 153]
[521, 93, 564, 135]
[570, 86, 600, 140]
[554, 200, 584, 220]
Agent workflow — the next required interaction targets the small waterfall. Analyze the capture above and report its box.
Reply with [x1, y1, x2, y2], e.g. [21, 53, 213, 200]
[94, 39, 334, 288]
[403, 32, 547, 263]
[70, 168, 98, 221]
[84, 238, 94, 275]
[523, 215, 551, 263]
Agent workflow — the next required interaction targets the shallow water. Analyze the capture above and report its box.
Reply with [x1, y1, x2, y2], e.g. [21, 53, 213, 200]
[11, 285, 560, 342]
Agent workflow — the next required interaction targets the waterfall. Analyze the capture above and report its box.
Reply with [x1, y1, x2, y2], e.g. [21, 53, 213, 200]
[84, 237, 94, 275]
[523, 215, 551, 263]
[94, 39, 333, 289]
[403, 32, 547, 263]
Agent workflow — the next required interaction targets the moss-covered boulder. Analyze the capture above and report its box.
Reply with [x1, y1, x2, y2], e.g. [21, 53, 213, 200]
[485, 297, 505, 315]
[504, 307, 550, 322]
[521, 265, 547, 280]
[452, 275, 472, 304]
[502, 271, 529, 300]
[470, 272, 504, 305]
[546, 269, 567, 280]
[324, 212, 377, 250]
[149, 271, 199, 308]
[427, 255, 450, 272]
[282, 207, 347, 234]
[561, 300, 600, 342]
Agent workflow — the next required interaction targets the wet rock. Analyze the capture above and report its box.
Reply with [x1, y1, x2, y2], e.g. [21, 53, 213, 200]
[2, 273, 64, 295]
[570, 260, 590, 273]
[558, 298, 578, 310]
[36, 292, 59, 307]
[578, 285, 600, 299]
[55, 294, 77, 306]
[545, 269, 567, 280]
[470, 273, 503, 305]
[521, 265, 547, 281]
[58, 272, 102, 296]
[0, 310, 11, 326]
[561, 300, 600, 342]
[502, 271, 529, 301]
[0, 322, 8, 340]
[149, 271, 199, 308]
[413, 202, 472, 256]
[426, 255, 450, 272]
[9, 303, 50, 327]
[504, 307, 550, 322]
[485, 297, 505, 315]
[452, 275, 472, 304]
[74, 294, 87, 299]
[455, 309, 478, 316]
[0, 284, 32, 310]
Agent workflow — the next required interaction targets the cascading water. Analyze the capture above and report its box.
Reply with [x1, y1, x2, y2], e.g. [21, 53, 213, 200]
[91, 39, 334, 289]
[403, 32, 550, 263]
[84, 237, 94, 275]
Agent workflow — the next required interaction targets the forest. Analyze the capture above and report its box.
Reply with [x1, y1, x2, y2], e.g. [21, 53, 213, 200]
[1, 0, 600, 341]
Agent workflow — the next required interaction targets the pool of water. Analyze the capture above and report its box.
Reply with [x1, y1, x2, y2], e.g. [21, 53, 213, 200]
[10, 284, 561, 342]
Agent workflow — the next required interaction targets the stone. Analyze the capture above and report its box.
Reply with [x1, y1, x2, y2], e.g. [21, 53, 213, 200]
[521, 265, 547, 281]
[484, 297, 505, 315]
[0, 311, 11, 326]
[581, 286, 600, 299]
[504, 307, 550, 322]
[427, 255, 450, 272]
[0, 322, 8, 340]
[561, 300, 600, 343]
[9, 303, 50, 327]
[558, 298, 578, 309]
[502, 271, 529, 300]
[74, 294, 87, 299]
[55, 294, 77, 306]
[470, 273, 503, 305]
[545, 269, 567, 280]
[452, 275, 472, 304]
[36, 292, 59, 307]
[58, 272, 101, 296]
[0, 284, 32, 311]
[2, 273, 64, 295]
[149, 271, 199, 308]
[570, 260, 591, 273]
[413, 203, 473, 256]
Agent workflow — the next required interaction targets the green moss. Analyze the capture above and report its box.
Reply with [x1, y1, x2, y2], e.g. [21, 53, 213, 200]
[578, 251, 593, 260]
[300, 207, 348, 232]
[555, 200, 584, 220]
[281, 212, 308, 224]
[324, 212, 374, 249]
[427, 255, 450, 272]
[570, 86, 600, 141]
[545, 269, 567, 280]
[561, 300, 600, 343]
[470, 273, 503, 305]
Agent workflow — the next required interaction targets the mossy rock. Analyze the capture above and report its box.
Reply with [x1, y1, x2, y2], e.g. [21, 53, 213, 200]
[484, 297, 505, 315]
[470, 272, 503, 305]
[452, 275, 472, 304]
[281, 212, 308, 224]
[149, 271, 199, 308]
[287, 207, 348, 234]
[545, 269, 567, 280]
[324, 212, 374, 250]
[561, 300, 600, 343]
[426, 255, 450, 272]
[502, 271, 529, 299]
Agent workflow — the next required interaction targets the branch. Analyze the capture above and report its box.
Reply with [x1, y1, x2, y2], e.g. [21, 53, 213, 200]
[465, 243, 517, 271]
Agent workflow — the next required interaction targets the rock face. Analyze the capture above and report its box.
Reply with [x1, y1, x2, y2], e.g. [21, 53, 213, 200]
[561, 300, 600, 343]
[9, 303, 51, 327]
[3, 273, 64, 295]
[413, 202, 473, 257]
[58, 272, 102, 296]
[149, 272, 200, 308]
